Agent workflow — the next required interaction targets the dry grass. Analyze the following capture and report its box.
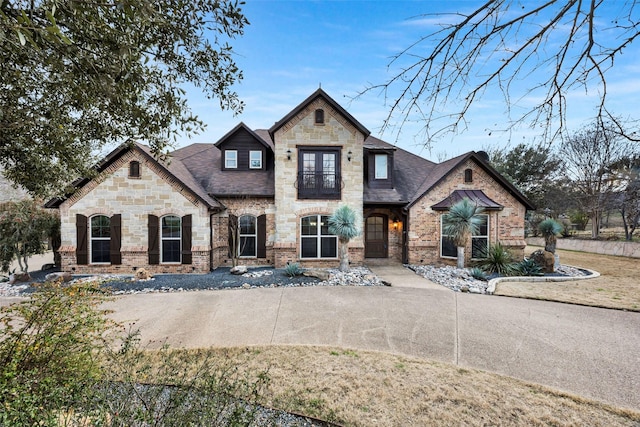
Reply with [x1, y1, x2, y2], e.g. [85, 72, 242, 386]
[157, 345, 640, 427]
[495, 247, 640, 311]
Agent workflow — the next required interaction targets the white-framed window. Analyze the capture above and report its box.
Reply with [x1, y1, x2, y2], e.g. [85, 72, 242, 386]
[300, 215, 337, 259]
[90, 215, 110, 264]
[374, 154, 388, 179]
[249, 150, 262, 169]
[225, 150, 237, 168]
[239, 215, 257, 257]
[440, 215, 457, 259]
[471, 215, 489, 259]
[161, 215, 181, 263]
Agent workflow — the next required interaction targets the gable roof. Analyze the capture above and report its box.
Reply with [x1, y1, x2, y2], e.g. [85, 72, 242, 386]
[45, 142, 223, 210]
[268, 88, 370, 140]
[406, 151, 535, 210]
[214, 122, 274, 152]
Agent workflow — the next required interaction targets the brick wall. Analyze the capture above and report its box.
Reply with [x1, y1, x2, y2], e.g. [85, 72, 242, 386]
[408, 159, 527, 265]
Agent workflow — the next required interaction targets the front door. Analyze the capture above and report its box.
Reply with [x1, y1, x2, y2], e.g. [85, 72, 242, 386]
[365, 215, 388, 258]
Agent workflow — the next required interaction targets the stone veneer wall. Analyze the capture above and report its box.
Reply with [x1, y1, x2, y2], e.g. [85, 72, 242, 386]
[58, 150, 212, 274]
[408, 159, 527, 266]
[526, 237, 640, 258]
[272, 98, 365, 268]
[213, 197, 276, 267]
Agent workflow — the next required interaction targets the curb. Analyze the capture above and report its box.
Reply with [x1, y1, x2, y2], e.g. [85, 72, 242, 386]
[486, 265, 600, 295]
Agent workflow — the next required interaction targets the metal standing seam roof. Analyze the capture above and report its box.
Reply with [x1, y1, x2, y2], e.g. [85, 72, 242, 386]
[431, 189, 504, 211]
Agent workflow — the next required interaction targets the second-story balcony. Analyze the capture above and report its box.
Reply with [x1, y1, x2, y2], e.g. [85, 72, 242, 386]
[297, 171, 342, 200]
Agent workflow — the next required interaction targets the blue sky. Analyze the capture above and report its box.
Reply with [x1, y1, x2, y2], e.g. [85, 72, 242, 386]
[182, 1, 640, 161]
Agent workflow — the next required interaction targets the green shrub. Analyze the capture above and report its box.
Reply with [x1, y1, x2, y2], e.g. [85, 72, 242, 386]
[284, 262, 304, 277]
[468, 267, 488, 281]
[475, 242, 517, 275]
[514, 258, 544, 276]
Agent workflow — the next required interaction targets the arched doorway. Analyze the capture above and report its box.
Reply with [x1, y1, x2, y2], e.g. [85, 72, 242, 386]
[365, 214, 388, 258]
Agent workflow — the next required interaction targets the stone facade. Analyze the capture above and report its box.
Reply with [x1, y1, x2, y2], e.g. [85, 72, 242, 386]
[58, 150, 213, 274]
[407, 159, 527, 266]
[272, 98, 365, 268]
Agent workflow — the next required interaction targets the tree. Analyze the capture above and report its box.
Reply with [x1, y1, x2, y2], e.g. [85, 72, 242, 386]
[560, 122, 639, 239]
[538, 219, 562, 254]
[442, 198, 484, 268]
[1, 0, 248, 197]
[365, 1, 640, 146]
[488, 142, 561, 209]
[0, 199, 59, 274]
[621, 179, 640, 241]
[328, 205, 361, 272]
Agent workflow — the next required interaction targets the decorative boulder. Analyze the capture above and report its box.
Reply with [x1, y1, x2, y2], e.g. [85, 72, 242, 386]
[135, 268, 153, 280]
[45, 271, 73, 282]
[9, 272, 31, 284]
[230, 265, 248, 275]
[302, 268, 331, 281]
[529, 249, 555, 273]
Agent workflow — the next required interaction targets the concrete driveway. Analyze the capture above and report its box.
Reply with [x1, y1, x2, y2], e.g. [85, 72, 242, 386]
[102, 283, 640, 412]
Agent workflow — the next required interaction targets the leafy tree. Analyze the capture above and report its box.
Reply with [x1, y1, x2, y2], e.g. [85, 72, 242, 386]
[442, 198, 484, 268]
[365, 1, 640, 145]
[560, 122, 639, 238]
[1, 0, 248, 197]
[488, 142, 561, 209]
[328, 205, 361, 272]
[0, 200, 59, 274]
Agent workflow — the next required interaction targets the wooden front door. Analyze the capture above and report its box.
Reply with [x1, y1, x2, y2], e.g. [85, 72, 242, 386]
[365, 215, 388, 258]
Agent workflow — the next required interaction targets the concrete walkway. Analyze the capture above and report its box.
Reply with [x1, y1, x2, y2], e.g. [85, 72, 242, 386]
[3, 264, 639, 411]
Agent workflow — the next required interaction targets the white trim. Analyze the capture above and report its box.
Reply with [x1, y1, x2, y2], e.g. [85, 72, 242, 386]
[89, 214, 111, 264]
[300, 214, 338, 259]
[238, 214, 257, 258]
[249, 150, 262, 169]
[471, 214, 489, 260]
[160, 215, 181, 264]
[225, 150, 237, 168]
[374, 154, 388, 179]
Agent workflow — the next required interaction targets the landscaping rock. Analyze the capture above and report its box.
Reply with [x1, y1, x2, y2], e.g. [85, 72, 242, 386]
[230, 265, 248, 275]
[530, 249, 555, 273]
[45, 271, 72, 282]
[135, 268, 153, 280]
[9, 272, 31, 284]
[303, 269, 331, 281]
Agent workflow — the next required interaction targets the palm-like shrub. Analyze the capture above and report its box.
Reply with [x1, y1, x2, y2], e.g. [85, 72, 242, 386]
[442, 199, 485, 268]
[475, 242, 516, 275]
[328, 205, 361, 272]
[538, 219, 563, 253]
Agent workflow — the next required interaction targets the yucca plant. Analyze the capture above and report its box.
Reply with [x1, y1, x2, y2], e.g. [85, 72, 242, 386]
[475, 242, 516, 275]
[538, 218, 563, 253]
[328, 205, 361, 272]
[442, 198, 485, 268]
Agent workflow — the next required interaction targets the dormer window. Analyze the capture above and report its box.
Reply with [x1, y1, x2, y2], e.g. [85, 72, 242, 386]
[128, 161, 140, 178]
[249, 150, 263, 169]
[315, 108, 325, 124]
[225, 150, 237, 169]
[374, 154, 388, 179]
[464, 168, 473, 183]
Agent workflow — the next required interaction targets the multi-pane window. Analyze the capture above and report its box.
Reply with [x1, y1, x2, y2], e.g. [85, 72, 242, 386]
[161, 215, 181, 263]
[440, 215, 457, 258]
[301, 215, 337, 259]
[374, 154, 388, 179]
[225, 150, 237, 169]
[90, 215, 110, 263]
[249, 150, 262, 169]
[471, 215, 489, 259]
[298, 149, 340, 199]
[239, 215, 257, 257]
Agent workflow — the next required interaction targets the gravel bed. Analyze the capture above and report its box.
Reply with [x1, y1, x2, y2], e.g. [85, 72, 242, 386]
[0, 266, 384, 297]
[408, 264, 590, 294]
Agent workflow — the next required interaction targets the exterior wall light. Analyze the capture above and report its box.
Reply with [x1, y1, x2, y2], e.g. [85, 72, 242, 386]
[287, 149, 292, 160]
[347, 150, 352, 162]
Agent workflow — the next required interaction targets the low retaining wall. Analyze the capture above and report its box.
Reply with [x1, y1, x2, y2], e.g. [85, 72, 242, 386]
[526, 237, 640, 259]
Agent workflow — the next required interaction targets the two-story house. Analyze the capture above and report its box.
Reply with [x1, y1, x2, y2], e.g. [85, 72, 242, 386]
[46, 89, 534, 274]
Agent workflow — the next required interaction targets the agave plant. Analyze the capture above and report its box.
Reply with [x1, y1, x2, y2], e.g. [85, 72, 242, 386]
[328, 205, 361, 272]
[476, 242, 516, 275]
[442, 198, 485, 268]
[538, 219, 563, 253]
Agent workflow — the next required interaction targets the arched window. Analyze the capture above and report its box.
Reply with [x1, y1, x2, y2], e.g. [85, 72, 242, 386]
[464, 168, 473, 183]
[300, 215, 337, 259]
[161, 215, 181, 263]
[239, 215, 257, 257]
[90, 215, 110, 263]
[315, 108, 325, 124]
